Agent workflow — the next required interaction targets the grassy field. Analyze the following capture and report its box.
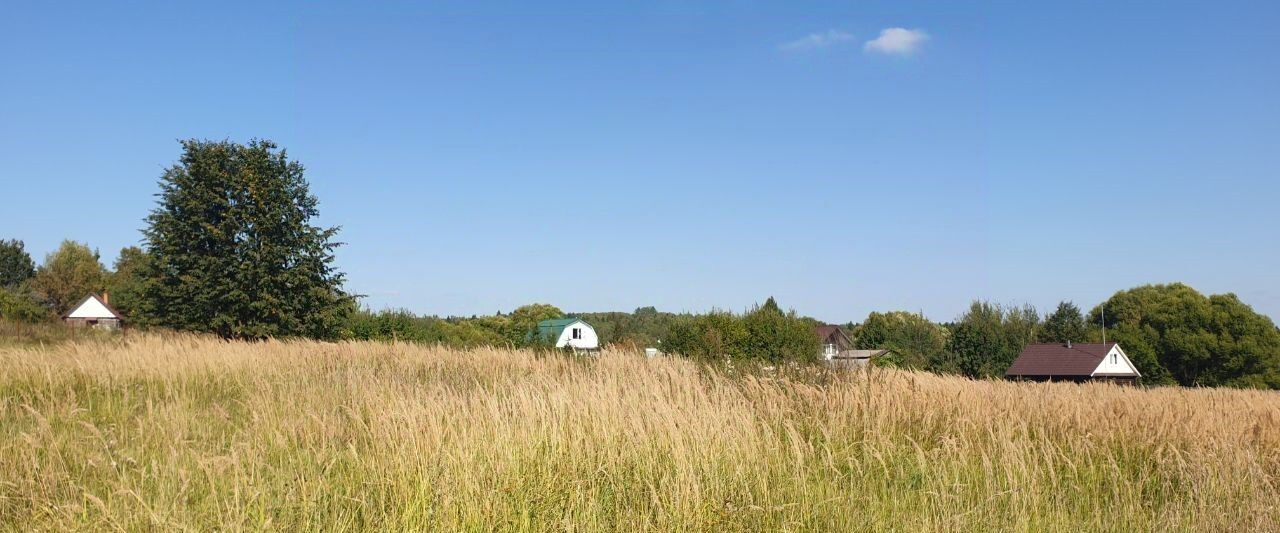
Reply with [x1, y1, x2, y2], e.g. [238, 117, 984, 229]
[1, 335, 1278, 531]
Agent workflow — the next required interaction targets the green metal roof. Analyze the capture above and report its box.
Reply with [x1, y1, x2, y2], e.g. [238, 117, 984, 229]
[533, 317, 586, 341]
[537, 318, 581, 328]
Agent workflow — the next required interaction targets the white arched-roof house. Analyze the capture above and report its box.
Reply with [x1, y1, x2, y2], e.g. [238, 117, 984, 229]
[535, 318, 599, 350]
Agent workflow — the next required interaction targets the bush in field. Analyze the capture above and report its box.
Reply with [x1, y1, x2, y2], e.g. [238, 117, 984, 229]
[345, 308, 510, 348]
[0, 287, 50, 323]
[664, 310, 748, 362]
[663, 297, 819, 363]
[853, 311, 949, 370]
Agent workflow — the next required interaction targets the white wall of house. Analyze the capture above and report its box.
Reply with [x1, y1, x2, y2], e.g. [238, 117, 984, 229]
[822, 343, 838, 360]
[1092, 345, 1140, 376]
[66, 297, 117, 319]
[555, 321, 599, 349]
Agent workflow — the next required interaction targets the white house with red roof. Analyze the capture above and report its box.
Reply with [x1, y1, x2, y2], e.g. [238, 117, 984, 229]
[1005, 342, 1140, 384]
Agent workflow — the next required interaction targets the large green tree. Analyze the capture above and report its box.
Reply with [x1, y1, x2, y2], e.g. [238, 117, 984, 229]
[663, 310, 748, 362]
[142, 139, 353, 340]
[506, 303, 564, 346]
[29, 240, 108, 313]
[106, 246, 152, 324]
[853, 311, 950, 370]
[1038, 301, 1088, 344]
[662, 298, 819, 364]
[741, 297, 821, 364]
[945, 301, 1040, 378]
[0, 239, 36, 289]
[1092, 283, 1280, 388]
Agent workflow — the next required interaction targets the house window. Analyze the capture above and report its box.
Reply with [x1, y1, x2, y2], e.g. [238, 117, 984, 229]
[572, 328, 582, 340]
[825, 343, 836, 356]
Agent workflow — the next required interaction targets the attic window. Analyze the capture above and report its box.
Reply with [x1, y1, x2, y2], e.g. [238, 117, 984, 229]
[572, 328, 582, 340]
[1111, 353, 1117, 364]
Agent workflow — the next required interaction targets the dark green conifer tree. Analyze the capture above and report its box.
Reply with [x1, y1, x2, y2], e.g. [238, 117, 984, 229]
[142, 139, 353, 339]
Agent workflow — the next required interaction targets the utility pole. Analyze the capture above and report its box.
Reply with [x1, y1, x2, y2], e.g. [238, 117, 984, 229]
[1101, 305, 1106, 345]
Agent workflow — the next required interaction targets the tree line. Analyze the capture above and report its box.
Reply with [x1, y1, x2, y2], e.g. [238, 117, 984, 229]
[3, 139, 1278, 388]
[346, 285, 1280, 389]
[848, 287, 1280, 388]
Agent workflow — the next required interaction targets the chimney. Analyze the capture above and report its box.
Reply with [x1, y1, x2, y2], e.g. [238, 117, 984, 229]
[103, 291, 109, 305]
[1066, 340, 1072, 349]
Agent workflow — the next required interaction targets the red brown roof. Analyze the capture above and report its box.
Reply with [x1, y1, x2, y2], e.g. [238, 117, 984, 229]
[814, 325, 853, 350]
[1005, 342, 1125, 377]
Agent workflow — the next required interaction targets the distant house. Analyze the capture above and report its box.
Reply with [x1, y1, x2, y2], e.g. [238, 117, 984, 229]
[62, 293, 123, 331]
[1005, 342, 1141, 385]
[535, 318, 599, 350]
[815, 325, 854, 360]
[814, 325, 892, 367]
[830, 349, 896, 368]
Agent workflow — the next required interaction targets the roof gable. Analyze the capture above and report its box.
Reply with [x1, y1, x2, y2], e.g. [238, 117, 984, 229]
[814, 325, 852, 347]
[1091, 344, 1141, 377]
[63, 294, 122, 320]
[1005, 343, 1133, 377]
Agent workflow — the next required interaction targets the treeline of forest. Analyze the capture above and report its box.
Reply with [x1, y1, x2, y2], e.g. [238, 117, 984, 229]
[6, 239, 1280, 388]
[344, 283, 1280, 388]
[3, 139, 1279, 389]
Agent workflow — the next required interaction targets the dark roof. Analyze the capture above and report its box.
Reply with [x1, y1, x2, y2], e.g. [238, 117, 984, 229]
[1005, 342, 1126, 377]
[61, 294, 124, 320]
[814, 325, 855, 348]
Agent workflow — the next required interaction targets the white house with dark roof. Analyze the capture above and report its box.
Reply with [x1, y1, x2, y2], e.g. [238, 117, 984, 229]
[1005, 342, 1140, 384]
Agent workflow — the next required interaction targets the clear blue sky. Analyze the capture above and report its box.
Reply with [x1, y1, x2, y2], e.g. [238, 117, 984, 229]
[3, 1, 1278, 323]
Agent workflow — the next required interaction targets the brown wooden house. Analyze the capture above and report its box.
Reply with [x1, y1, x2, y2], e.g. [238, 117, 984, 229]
[814, 325, 895, 367]
[815, 325, 854, 359]
[1005, 342, 1140, 384]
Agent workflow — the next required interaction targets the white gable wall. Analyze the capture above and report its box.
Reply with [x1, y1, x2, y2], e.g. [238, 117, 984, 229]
[66, 297, 118, 319]
[555, 321, 599, 349]
[1092, 345, 1141, 376]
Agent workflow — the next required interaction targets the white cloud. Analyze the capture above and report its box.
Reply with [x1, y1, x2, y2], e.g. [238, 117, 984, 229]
[863, 28, 929, 56]
[779, 30, 855, 51]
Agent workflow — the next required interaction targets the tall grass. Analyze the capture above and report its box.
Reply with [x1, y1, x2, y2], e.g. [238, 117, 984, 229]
[0, 319, 119, 348]
[1, 335, 1278, 531]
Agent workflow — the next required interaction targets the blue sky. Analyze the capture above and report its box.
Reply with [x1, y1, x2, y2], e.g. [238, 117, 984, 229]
[3, 1, 1278, 323]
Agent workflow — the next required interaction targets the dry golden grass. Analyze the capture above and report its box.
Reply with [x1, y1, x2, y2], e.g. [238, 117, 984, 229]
[1, 334, 1278, 531]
